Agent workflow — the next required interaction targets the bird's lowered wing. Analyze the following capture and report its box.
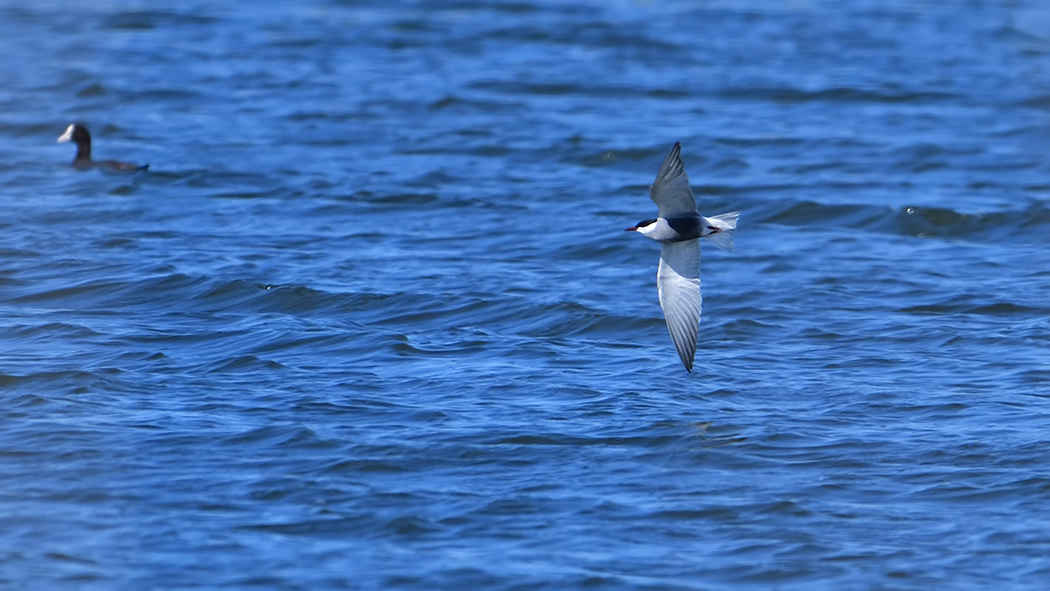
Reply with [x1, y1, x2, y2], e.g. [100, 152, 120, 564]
[657, 239, 702, 372]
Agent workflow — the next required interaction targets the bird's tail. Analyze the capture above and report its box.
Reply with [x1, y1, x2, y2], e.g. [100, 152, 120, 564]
[703, 211, 739, 252]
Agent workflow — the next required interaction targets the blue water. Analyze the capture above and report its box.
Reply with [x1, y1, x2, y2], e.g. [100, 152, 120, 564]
[2, 1, 1050, 588]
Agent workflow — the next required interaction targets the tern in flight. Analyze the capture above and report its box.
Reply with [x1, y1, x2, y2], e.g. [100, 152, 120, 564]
[626, 142, 738, 372]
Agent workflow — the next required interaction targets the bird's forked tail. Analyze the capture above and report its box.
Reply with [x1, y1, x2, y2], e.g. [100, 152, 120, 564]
[702, 211, 739, 252]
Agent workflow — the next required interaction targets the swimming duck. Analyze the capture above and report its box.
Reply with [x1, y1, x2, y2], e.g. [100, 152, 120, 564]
[57, 123, 148, 171]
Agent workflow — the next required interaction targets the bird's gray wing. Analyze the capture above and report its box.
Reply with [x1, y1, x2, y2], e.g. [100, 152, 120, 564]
[649, 142, 698, 219]
[658, 239, 702, 372]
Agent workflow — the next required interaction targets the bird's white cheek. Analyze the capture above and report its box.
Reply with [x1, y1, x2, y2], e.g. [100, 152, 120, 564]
[637, 224, 662, 240]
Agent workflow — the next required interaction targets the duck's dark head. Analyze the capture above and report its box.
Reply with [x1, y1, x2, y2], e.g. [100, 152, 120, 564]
[58, 123, 93, 162]
[57, 123, 91, 147]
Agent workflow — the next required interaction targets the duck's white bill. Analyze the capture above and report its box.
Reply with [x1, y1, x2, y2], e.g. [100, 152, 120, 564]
[57, 124, 75, 143]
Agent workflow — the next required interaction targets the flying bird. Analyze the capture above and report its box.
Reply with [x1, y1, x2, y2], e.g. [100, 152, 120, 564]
[57, 123, 149, 172]
[626, 142, 738, 372]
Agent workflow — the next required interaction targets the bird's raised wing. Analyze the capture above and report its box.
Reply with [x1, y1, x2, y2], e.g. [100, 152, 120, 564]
[649, 142, 698, 219]
[657, 239, 702, 372]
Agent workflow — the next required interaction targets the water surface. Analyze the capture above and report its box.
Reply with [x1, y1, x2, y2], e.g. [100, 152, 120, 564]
[2, 1, 1050, 589]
